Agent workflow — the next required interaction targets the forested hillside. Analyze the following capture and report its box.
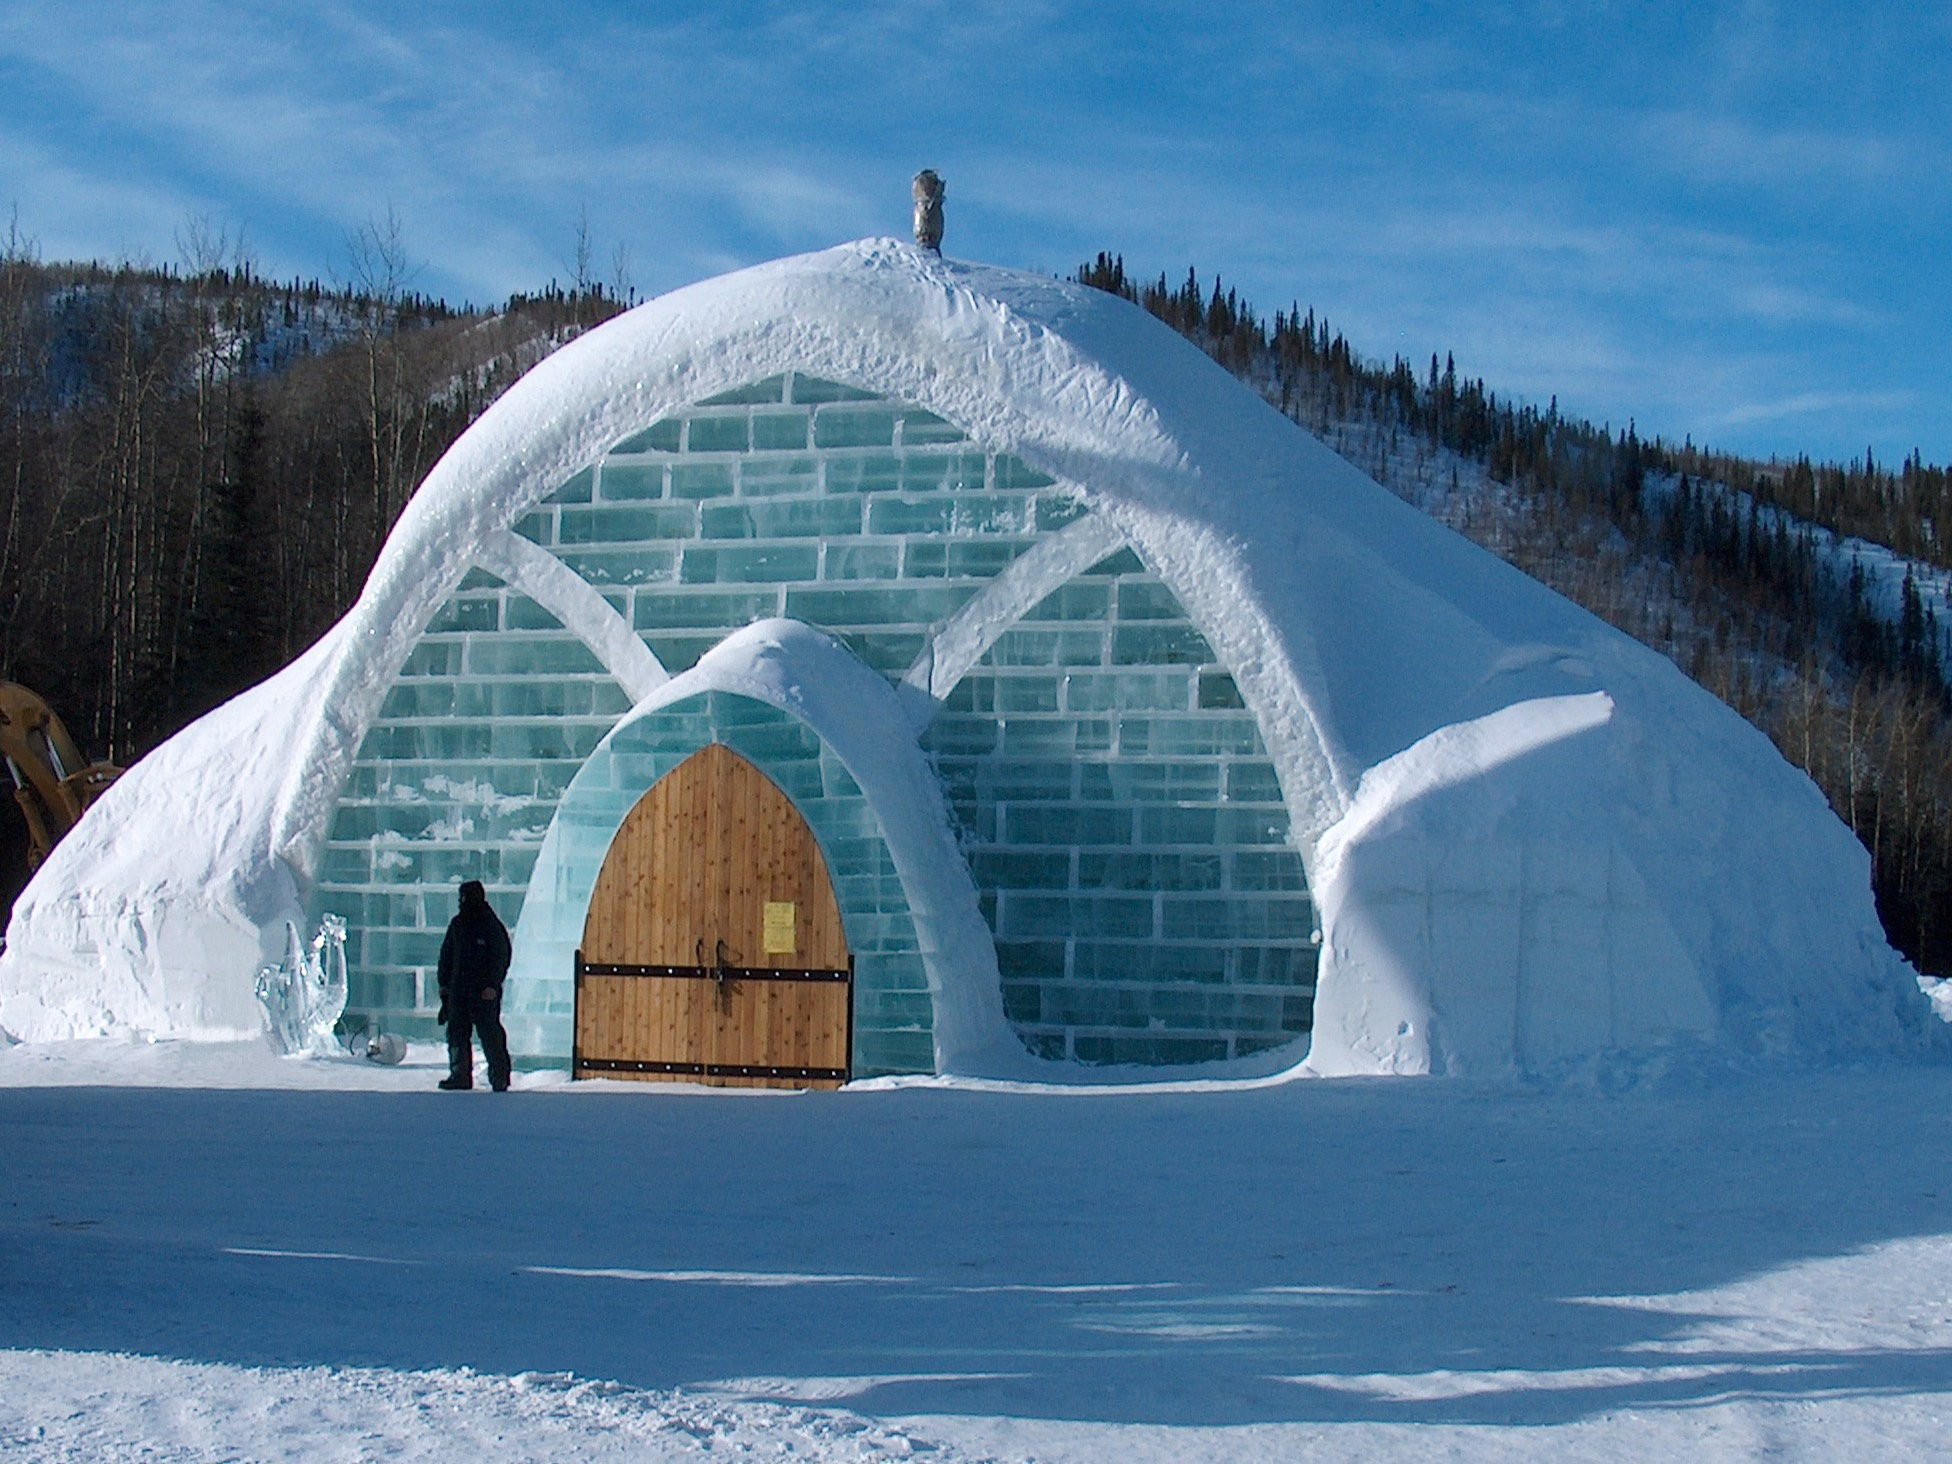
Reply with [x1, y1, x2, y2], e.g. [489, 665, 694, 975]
[6, 234, 1950, 981]
[0, 226, 624, 920]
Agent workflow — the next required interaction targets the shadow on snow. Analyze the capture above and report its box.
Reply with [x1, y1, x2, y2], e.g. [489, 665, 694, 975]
[2, 1068, 1950, 1427]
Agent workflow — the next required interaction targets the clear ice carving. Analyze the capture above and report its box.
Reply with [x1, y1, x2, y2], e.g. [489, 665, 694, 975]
[254, 914, 350, 1056]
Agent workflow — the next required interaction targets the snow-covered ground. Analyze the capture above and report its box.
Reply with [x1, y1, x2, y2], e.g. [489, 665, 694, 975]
[4, 1039, 1951, 1460]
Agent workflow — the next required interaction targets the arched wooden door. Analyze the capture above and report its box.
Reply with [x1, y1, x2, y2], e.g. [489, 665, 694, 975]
[572, 743, 853, 1089]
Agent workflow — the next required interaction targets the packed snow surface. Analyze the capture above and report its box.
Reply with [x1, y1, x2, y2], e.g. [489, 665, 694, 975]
[1, 238, 1938, 1075]
[4, 1040, 1952, 1460]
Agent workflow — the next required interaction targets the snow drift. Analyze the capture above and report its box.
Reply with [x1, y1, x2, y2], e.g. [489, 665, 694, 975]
[0, 238, 1937, 1076]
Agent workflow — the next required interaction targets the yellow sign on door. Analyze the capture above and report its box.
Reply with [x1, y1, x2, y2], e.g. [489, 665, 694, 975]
[763, 901, 797, 955]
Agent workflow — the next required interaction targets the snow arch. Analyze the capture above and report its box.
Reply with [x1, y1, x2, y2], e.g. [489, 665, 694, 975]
[266, 242, 1354, 884]
[899, 514, 1129, 717]
[472, 530, 668, 700]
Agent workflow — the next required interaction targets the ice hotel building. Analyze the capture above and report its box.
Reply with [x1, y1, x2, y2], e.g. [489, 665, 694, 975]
[0, 238, 1933, 1081]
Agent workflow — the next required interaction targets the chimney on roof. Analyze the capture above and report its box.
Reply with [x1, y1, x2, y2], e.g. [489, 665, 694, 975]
[912, 170, 944, 253]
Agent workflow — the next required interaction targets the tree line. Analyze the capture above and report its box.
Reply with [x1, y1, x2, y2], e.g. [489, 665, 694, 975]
[0, 218, 622, 920]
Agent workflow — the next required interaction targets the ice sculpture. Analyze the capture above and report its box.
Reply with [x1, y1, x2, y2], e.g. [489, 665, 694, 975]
[254, 914, 349, 1056]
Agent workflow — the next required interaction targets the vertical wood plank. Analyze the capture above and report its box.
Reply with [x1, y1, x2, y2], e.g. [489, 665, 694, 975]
[575, 740, 855, 1089]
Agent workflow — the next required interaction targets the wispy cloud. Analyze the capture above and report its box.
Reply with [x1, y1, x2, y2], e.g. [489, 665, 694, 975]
[0, 129, 200, 265]
[0, 0, 1941, 461]
[1707, 389, 1919, 432]
[1635, 110, 1907, 192]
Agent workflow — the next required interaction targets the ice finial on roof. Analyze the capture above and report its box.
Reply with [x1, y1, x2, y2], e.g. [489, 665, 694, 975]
[912, 170, 945, 253]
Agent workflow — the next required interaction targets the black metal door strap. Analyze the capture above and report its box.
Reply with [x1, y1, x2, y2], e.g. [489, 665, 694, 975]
[579, 960, 850, 984]
[574, 1058, 849, 1082]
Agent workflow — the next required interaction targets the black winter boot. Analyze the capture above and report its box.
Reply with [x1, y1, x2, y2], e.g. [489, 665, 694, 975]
[443, 1032, 473, 1090]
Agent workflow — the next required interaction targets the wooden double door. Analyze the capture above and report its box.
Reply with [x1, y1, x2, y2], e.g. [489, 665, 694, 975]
[572, 743, 853, 1089]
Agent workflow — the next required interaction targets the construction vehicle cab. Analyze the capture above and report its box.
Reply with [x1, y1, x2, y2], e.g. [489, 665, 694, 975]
[0, 682, 120, 872]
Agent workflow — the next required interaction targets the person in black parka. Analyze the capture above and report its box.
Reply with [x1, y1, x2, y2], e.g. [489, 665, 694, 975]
[436, 879, 513, 1091]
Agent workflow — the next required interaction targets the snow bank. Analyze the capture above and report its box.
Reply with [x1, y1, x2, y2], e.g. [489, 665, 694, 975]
[1, 238, 1939, 1075]
[0, 630, 344, 1042]
[1306, 683, 1917, 1077]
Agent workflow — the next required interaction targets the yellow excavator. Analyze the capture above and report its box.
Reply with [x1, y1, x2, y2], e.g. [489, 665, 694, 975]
[0, 681, 121, 871]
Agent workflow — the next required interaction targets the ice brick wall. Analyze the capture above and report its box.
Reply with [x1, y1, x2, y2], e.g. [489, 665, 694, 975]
[516, 373, 1081, 679]
[926, 548, 1318, 1065]
[315, 372, 1314, 1067]
[313, 577, 626, 1027]
[314, 374, 1058, 1043]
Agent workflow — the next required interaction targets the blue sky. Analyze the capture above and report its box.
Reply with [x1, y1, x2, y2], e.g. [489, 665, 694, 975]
[2, 1, 1945, 465]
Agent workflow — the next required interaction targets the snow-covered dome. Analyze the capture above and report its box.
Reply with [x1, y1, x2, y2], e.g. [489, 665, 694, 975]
[1, 238, 1935, 1078]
